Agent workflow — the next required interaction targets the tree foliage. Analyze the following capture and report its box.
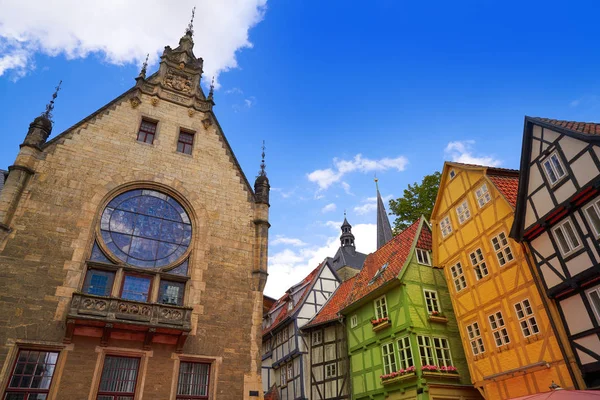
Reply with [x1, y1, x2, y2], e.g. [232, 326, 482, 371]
[389, 171, 441, 234]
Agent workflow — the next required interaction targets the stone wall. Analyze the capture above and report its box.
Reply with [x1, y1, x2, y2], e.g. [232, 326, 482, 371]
[0, 87, 265, 399]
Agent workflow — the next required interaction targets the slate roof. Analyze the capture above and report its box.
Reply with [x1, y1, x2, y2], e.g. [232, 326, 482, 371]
[303, 275, 357, 329]
[262, 262, 324, 337]
[329, 245, 367, 271]
[376, 186, 393, 249]
[345, 218, 430, 306]
[529, 117, 600, 136]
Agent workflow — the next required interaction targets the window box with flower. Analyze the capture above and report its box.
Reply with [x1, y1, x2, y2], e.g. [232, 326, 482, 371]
[371, 316, 391, 332]
[428, 310, 448, 323]
[380, 366, 417, 385]
[421, 365, 460, 379]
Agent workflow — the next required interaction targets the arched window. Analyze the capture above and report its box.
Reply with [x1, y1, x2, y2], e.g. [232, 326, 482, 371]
[83, 188, 192, 306]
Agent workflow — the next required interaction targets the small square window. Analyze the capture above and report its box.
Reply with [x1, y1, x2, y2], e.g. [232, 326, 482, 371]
[350, 315, 358, 328]
[514, 299, 540, 337]
[5, 350, 59, 398]
[177, 130, 195, 155]
[542, 151, 566, 185]
[121, 274, 152, 302]
[158, 280, 185, 306]
[491, 232, 514, 266]
[488, 311, 510, 347]
[177, 362, 210, 399]
[83, 269, 115, 296]
[469, 248, 489, 280]
[98, 356, 140, 399]
[466, 322, 485, 356]
[440, 216, 453, 238]
[416, 248, 432, 266]
[374, 295, 388, 320]
[312, 330, 323, 345]
[553, 219, 581, 256]
[325, 363, 337, 378]
[449, 170, 456, 179]
[137, 120, 157, 144]
[286, 362, 294, 380]
[450, 262, 467, 292]
[423, 290, 440, 314]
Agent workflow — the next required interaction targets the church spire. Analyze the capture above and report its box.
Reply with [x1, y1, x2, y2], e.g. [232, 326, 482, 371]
[376, 178, 393, 249]
[254, 141, 270, 205]
[340, 214, 355, 248]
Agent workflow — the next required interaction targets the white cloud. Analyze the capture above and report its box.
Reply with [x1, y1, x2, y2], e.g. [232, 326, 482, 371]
[225, 87, 243, 95]
[0, 0, 267, 84]
[324, 220, 342, 230]
[444, 140, 501, 167]
[321, 203, 337, 213]
[354, 195, 393, 215]
[270, 236, 308, 247]
[307, 154, 409, 190]
[341, 181, 353, 195]
[271, 187, 296, 199]
[264, 223, 377, 298]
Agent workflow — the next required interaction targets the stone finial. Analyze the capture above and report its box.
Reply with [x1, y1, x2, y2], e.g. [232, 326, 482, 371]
[23, 81, 62, 147]
[41, 80, 62, 122]
[137, 54, 149, 80]
[208, 76, 215, 101]
[259, 140, 266, 177]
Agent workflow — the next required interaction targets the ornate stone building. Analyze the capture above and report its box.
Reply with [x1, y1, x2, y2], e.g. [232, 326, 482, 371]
[0, 23, 269, 400]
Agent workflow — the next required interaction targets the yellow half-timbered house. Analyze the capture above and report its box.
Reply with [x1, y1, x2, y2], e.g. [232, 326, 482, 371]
[430, 162, 576, 399]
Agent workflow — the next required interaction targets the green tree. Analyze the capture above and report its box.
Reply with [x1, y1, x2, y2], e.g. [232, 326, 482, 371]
[389, 171, 441, 234]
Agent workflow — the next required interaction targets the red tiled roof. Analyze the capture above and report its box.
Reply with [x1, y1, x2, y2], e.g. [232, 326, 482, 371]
[304, 275, 357, 328]
[264, 385, 280, 400]
[487, 172, 519, 208]
[346, 218, 428, 306]
[531, 117, 600, 136]
[262, 263, 323, 337]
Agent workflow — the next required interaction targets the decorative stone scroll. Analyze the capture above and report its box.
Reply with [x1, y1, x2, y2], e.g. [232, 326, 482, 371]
[164, 68, 193, 93]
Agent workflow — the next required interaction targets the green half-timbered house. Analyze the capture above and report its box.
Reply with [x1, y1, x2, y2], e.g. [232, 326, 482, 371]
[341, 216, 482, 400]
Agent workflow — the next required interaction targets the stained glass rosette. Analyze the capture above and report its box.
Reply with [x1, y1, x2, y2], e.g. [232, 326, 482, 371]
[100, 189, 191, 269]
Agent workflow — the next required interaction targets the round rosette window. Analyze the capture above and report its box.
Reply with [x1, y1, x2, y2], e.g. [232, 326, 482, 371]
[100, 189, 192, 268]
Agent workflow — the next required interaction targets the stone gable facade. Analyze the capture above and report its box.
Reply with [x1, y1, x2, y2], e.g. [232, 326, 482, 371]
[0, 29, 269, 400]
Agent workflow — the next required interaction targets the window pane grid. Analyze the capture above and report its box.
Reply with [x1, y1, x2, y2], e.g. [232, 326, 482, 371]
[83, 270, 116, 296]
[488, 312, 510, 346]
[137, 120, 156, 144]
[440, 217, 452, 237]
[491, 232, 514, 266]
[514, 299, 540, 337]
[553, 220, 581, 256]
[375, 296, 388, 319]
[121, 275, 152, 302]
[5, 350, 59, 398]
[456, 201, 471, 224]
[424, 290, 440, 313]
[433, 337, 453, 367]
[381, 343, 397, 374]
[416, 249, 431, 266]
[466, 322, 485, 356]
[417, 336, 434, 366]
[542, 152, 566, 184]
[98, 356, 139, 399]
[585, 202, 600, 237]
[450, 262, 467, 292]
[177, 362, 210, 399]
[475, 184, 492, 207]
[469, 249, 489, 280]
[158, 280, 185, 306]
[177, 132, 194, 155]
[397, 336, 414, 369]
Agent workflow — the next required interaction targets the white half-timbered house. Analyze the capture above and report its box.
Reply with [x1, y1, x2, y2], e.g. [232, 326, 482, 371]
[511, 117, 600, 388]
[262, 260, 341, 399]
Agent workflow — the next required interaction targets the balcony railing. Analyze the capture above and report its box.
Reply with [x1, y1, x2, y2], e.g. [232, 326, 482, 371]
[65, 293, 193, 350]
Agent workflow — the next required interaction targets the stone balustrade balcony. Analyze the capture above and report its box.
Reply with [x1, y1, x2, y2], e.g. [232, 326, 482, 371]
[64, 292, 193, 351]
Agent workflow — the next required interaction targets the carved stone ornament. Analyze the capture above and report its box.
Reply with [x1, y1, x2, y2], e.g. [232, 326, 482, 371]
[188, 108, 195, 117]
[160, 307, 183, 321]
[151, 97, 159, 106]
[201, 117, 212, 129]
[195, 100, 212, 112]
[130, 96, 141, 109]
[164, 68, 193, 93]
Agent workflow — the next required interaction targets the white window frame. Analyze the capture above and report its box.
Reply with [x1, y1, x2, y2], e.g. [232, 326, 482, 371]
[542, 151, 567, 186]
[416, 248, 432, 266]
[286, 362, 293, 380]
[325, 363, 337, 378]
[469, 248, 489, 280]
[586, 284, 600, 323]
[491, 232, 514, 266]
[466, 322, 485, 356]
[381, 342, 397, 375]
[280, 365, 287, 386]
[433, 337, 453, 367]
[488, 311, 510, 347]
[514, 299, 540, 337]
[423, 289, 440, 314]
[374, 295, 388, 320]
[350, 315, 358, 328]
[475, 183, 492, 208]
[397, 336, 414, 369]
[417, 336, 434, 366]
[456, 200, 471, 224]
[450, 262, 467, 292]
[312, 330, 323, 345]
[440, 216, 453, 238]
[552, 219, 581, 256]
[585, 199, 600, 238]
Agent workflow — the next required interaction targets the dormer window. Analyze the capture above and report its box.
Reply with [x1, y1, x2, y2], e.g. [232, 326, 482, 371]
[369, 263, 388, 285]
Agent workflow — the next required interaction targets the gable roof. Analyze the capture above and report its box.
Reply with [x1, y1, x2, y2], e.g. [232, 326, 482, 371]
[329, 245, 367, 271]
[431, 162, 519, 220]
[511, 116, 600, 240]
[262, 261, 326, 337]
[303, 275, 357, 329]
[343, 217, 430, 309]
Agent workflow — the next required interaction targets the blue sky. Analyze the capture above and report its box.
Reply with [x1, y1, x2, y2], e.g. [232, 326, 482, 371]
[1, 0, 599, 297]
